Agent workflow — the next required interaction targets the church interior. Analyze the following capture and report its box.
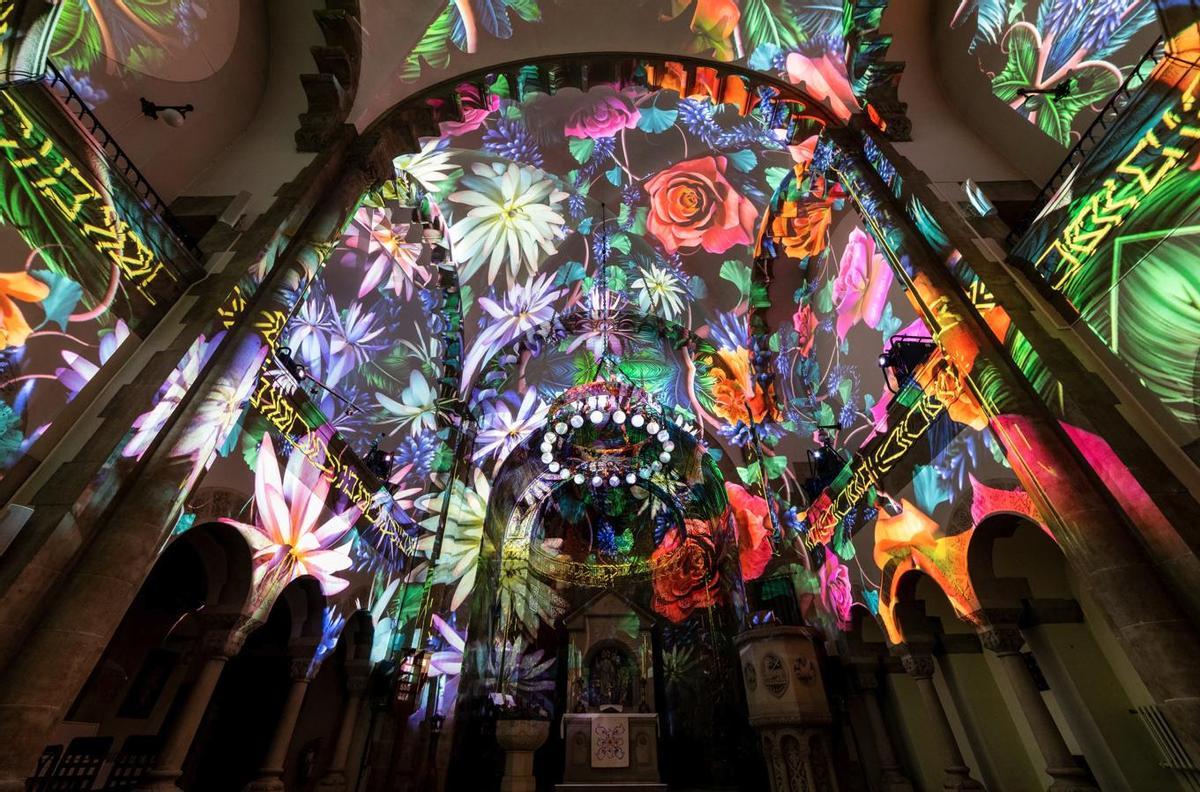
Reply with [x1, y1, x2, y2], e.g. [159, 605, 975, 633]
[0, 1, 1197, 790]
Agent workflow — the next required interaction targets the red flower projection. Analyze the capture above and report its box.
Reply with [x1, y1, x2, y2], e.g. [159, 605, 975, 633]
[725, 481, 772, 581]
[651, 518, 724, 622]
[645, 155, 757, 254]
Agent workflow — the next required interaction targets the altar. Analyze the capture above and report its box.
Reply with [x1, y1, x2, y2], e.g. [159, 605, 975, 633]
[555, 592, 666, 792]
[558, 713, 665, 791]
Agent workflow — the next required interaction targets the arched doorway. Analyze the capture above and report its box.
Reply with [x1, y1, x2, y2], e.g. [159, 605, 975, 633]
[184, 576, 326, 791]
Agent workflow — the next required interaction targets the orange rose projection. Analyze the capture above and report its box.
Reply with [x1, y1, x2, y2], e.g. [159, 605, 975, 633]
[651, 518, 724, 622]
[710, 347, 780, 426]
[645, 155, 757, 254]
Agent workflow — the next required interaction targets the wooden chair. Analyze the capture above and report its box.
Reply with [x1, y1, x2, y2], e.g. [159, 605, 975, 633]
[101, 735, 160, 791]
[29, 736, 111, 791]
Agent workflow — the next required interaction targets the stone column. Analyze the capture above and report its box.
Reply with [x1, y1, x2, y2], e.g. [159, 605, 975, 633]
[136, 614, 256, 792]
[243, 655, 315, 792]
[0, 130, 390, 792]
[978, 627, 1098, 791]
[902, 654, 984, 791]
[830, 125, 1200, 758]
[315, 660, 371, 792]
[850, 667, 913, 792]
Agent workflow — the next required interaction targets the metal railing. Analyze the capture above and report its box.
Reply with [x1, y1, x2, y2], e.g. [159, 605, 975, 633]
[40, 60, 201, 257]
[1007, 36, 1166, 244]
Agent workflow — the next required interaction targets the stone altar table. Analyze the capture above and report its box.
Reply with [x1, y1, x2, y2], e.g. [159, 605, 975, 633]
[556, 713, 665, 792]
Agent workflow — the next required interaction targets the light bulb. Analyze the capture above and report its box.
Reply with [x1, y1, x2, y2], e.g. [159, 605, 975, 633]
[548, 461, 561, 472]
[659, 452, 671, 464]
[570, 415, 585, 429]
[574, 473, 585, 485]
[555, 421, 568, 434]
[656, 430, 669, 442]
[543, 432, 555, 444]
[647, 421, 660, 435]
[640, 468, 650, 479]
[663, 440, 675, 452]
[592, 475, 603, 487]
[651, 461, 662, 471]
[540, 442, 553, 454]
[626, 473, 637, 484]
[541, 453, 553, 464]
[590, 409, 605, 425]
[630, 414, 645, 428]
[613, 410, 626, 425]
[609, 475, 621, 487]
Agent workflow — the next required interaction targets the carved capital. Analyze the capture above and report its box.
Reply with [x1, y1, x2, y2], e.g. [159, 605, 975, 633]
[345, 660, 372, 694]
[289, 656, 315, 681]
[900, 654, 935, 680]
[853, 668, 880, 691]
[978, 626, 1025, 656]
[196, 614, 259, 659]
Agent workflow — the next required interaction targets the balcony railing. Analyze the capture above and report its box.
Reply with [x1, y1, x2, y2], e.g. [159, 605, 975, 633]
[41, 60, 201, 257]
[1007, 36, 1166, 244]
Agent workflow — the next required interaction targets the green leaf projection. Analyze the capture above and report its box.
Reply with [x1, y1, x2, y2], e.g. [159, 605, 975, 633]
[952, 0, 1158, 146]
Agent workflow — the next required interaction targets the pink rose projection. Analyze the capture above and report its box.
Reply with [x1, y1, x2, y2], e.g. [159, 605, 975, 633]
[791, 303, 818, 356]
[832, 228, 894, 339]
[563, 86, 641, 138]
[645, 155, 758, 254]
[818, 547, 853, 629]
[785, 52, 860, 122]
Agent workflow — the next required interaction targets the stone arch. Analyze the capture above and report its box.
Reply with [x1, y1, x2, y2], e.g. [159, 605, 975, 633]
[966, 513, 1070, 604]
[165, 520, 256, 618]
[277, 574, 330, 649]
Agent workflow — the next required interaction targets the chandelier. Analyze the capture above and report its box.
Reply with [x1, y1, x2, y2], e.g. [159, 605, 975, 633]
[539, 380, 692, 490]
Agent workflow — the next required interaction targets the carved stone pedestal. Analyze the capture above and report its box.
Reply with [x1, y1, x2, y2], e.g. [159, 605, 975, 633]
[736, 626, 838, 792]
[497, 719, 550, 792]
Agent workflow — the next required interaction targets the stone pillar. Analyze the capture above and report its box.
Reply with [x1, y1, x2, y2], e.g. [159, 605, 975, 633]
[978, 627, 1098, 791]
[243, 655, 315, 792]
[901, 654, 984, 791]
[830, 125, 1200, 757]
[315, 660, 371, 792]
[0, 132, 393, 792]
[136, 614, 257, 792]
[850, 667, 913, 792]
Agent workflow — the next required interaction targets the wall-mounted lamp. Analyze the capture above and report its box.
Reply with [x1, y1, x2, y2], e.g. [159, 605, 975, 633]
[140, 97, 194, 127]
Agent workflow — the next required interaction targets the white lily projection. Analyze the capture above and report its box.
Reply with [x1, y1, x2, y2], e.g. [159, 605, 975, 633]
[222, 433, 359, 604]
[415, 466, 490, 610]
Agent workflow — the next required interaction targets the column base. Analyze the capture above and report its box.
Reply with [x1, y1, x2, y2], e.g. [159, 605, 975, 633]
[880, 768, 915, 791]
[942, 766, 985, 790]
[243, 774, 286, 792]
[132, 779, 184, 792]
[1047, 768, 1100, 792]
[315, 770, 348, 792]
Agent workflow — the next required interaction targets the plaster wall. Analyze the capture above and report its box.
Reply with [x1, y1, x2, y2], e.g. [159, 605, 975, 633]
[879, 0, 1031, 185]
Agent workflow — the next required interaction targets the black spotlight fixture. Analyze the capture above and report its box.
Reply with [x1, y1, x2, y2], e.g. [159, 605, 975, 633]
[878, 334, 938, 393]
[140, 97, 194, 127]
[802, 434, 846, 501]
[1017, 79, 1073, 101]
[275, 346, 308, 382]
[365, 435, 394, 481]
